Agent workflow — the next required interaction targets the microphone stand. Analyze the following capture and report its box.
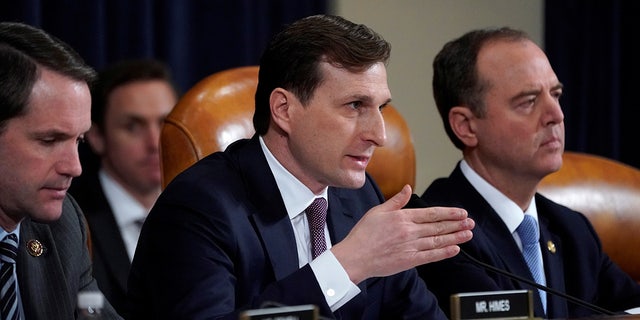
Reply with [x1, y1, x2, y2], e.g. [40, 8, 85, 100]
[460, 249, 616, 316]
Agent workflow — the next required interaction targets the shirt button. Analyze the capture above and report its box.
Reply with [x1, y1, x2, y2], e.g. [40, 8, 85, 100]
[326, 289, 335, 297]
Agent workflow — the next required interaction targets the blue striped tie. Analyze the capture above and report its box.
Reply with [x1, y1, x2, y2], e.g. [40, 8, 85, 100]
[0, 233, 20, 320]
[517, 215, 547, 313]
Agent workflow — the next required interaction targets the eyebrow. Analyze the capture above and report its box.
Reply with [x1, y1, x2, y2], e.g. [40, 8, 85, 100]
[349, 94, 392, 106]
[30, 129, 75, 140]
[510, 82, 564, 102]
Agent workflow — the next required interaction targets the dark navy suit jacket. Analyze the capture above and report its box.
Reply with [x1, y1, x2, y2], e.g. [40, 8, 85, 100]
[69, 170, 131, 316]
[417, 163, 640, 318]
[127, 136, 445, 319]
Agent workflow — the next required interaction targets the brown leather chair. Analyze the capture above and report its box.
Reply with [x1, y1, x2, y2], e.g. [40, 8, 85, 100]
[160, 66, 416, 201]
[538, 151, 640, 282]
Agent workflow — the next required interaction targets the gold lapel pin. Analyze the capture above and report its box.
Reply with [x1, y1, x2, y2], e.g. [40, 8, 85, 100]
[27, 239, 44, 257]
[547, 240, 556, 254]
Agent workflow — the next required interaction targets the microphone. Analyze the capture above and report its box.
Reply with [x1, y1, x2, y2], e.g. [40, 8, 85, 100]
[403, 194, 616, 316]
[459, 249, 616, 316]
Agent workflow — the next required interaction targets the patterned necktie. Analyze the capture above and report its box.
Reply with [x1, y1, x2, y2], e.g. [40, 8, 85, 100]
[517, 214, 547, 313]
[306, 198, 328, 259]
[0, 233, 20, 320]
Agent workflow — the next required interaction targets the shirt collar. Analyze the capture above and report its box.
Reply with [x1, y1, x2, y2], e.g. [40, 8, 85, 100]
[99, 169, 148, 228]
[259, 136, 328, 220]
[0, 223, 21, 241]
[460, 159, 538, 233]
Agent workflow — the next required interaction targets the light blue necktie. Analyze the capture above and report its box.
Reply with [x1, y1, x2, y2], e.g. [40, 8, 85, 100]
[517, 215, 547, 313]
[0, 233, 20, 320]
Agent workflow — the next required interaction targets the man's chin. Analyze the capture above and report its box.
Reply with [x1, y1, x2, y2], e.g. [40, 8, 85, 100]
[336, 173, 367, 190]
[31, 203, 64, 222]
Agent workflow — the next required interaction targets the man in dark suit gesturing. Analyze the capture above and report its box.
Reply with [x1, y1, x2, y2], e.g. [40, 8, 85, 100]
[0, 22, 121, 319]
[127, 14, 474, 319]
[416, 27, 640, 318]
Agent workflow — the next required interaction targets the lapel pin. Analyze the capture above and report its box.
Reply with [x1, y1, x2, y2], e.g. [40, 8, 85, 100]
[547, 240, 556, 254]
[27, 239, 44, 257]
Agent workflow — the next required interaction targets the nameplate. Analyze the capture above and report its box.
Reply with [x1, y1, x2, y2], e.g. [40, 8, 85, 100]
[450, 290, 534, 320]
[239, 304, 318, 320]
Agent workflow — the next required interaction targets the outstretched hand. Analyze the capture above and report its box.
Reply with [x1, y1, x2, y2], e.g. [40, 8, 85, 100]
[331, 184, 474, 285]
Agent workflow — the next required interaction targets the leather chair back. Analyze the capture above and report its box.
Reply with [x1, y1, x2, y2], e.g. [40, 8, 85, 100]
[160, 66, 416, 200]
[538, 151, 640, 281]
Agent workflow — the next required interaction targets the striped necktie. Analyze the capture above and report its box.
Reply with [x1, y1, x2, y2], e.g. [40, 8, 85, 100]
[0, 233, 20, 320]
[517, 215, 547, 313]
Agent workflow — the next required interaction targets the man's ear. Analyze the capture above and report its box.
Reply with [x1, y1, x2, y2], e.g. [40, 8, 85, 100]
[85, 124, 106, 156]
[269, 88, 293, 134]
[449, 106, 478, 147]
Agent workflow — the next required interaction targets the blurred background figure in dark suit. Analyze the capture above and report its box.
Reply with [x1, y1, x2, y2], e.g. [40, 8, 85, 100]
[69, 58, 178, 316]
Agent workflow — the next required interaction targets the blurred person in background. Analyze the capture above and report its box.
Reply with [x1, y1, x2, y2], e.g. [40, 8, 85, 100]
[69, 58, 178, 316]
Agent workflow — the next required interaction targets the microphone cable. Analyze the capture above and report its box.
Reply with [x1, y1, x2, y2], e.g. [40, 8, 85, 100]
[459, 249, 616, 316]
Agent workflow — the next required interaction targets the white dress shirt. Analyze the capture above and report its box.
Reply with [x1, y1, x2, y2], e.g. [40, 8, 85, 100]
[99, 170, 148, 261]
[460, 160, 547, 285]
[259, 137, 360, 311]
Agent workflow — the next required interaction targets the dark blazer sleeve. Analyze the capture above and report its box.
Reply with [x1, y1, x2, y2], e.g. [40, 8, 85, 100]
[18, 195, 122, 320]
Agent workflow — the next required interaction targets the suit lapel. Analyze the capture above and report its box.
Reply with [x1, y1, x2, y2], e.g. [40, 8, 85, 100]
[326, 189, 357, 243]
[87, 197, 131, 292]
[326, 187, 369, 314]
[449, 167, 548, 314]
[536, 200, 567, 317]
[73, 172, 131, 293]
[18, 220, 74, 319]
[237, 137, 300, 280]
[449, 167, 533, 278]
[471, 202, 539, 288]
[252, 214, 300, 280]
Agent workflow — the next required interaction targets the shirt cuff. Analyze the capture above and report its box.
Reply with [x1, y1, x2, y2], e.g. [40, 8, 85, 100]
[626, 307, 640, 314]
[309, 250, 361, 311]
